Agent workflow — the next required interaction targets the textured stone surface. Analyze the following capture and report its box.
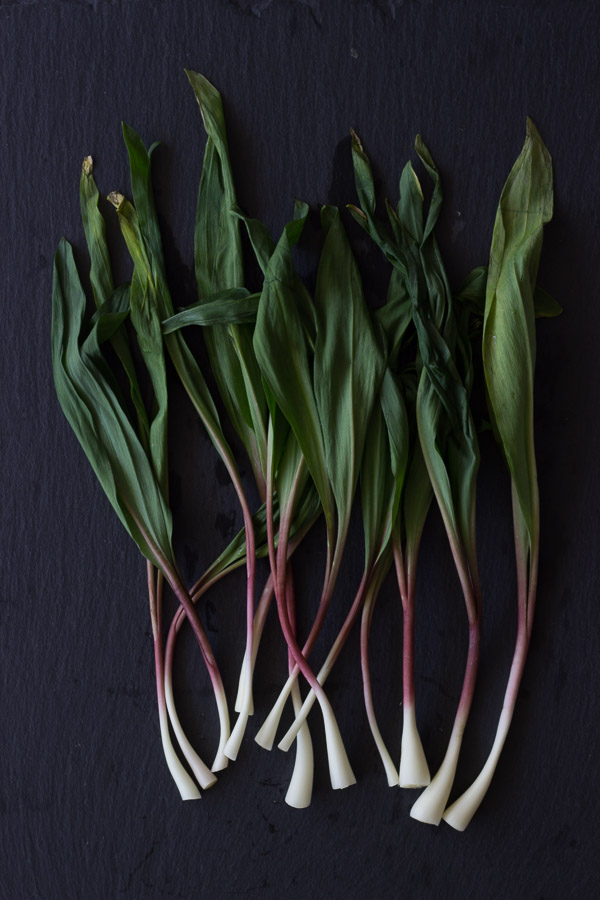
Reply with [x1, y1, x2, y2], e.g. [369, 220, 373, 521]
[1, 1, 598, 897]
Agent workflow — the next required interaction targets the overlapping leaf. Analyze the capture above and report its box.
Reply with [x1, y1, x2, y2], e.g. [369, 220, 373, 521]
[52, 240, 174, 569]
[483, 119, 553, 546]
[187, 70, 268, 488]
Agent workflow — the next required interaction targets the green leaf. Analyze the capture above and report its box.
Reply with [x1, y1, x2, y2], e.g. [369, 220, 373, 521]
[79, 160, 150, 444]
[91, 285, 130, 344]
[401, 436, 433, 560]
[114, 131, 238, 479]
[231, 205, 275, 275]
[109, 194, 170, 499]
[414, 135, 443, 243]
[375, 267, 412, 368]
[79, 156, 114, 307]
[379, 368, 410, 527]
[313, 206, 386, 537]
[397, 161, 424, 244]
[187, 70, 268, 487]
[361, 370, 407, 568]
[348, 131, 407, 274]
[350, 133, 479, 581]
[253, 207, 334, 529]
[483, 118, 553, 542]
[361, 398, 394, 567]
[52, 240, 174, 569]
[233, 203, 316, 350]
[162, 289, 260, 332]
[121, 123, 164, 283]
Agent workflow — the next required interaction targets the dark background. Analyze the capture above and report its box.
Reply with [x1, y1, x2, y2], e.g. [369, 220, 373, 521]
[1, 1, 599, 898]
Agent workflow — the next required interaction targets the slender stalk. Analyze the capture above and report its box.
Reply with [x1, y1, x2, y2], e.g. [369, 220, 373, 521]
[264, 454, 355, 790]
[163, 566, 228, 790]
[394, 538, 431, 788]
[360, 558, 399, 787]
[219, 463, 256, 761]
[254, 520, 347, 750]
[283, 565, 314, 809]
[147, 562, 201, 801]
[410, 611, 480, 825]
[164, 339, 256, 762]
[443, 481, 537, 830]
[127, 504, 231, 772]
[277, 567, 370, 752]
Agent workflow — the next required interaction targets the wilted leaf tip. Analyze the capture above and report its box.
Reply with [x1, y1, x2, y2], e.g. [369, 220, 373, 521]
[108, 190, 125, 210]
[350, 128, 363, 152]
[82, 155, 94, 176]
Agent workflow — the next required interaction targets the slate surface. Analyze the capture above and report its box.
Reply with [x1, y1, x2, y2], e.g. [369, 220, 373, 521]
[1, 1, 599, 898]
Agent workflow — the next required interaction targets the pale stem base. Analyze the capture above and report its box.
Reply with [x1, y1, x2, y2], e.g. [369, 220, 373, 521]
[157, 701, 201, 801]
[410, 726, 464, 825]
[284, 679, 314, 809]
[399, 704, 431, 788]
[443, 708, 512, 830]
[164, 658, 217, 790]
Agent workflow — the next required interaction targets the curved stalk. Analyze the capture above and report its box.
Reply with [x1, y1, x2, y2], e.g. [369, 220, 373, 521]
[410, 614, 480, 825]
[147, 563, 201, 801]
[277, 569, 370, 753]
[443, 481, 537, 830]
[264, 455, 355, 790]
[128, 505, 231, 773]
[360, 562, 399, 787]
[254, 522, 347, 750]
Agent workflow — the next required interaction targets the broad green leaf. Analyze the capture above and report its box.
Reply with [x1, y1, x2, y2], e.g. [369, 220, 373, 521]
[455, 266, 560, 320]
[121, 124, 164, 282]
[379, 367, 410, 526]
[361, 381, 401, 569]
[110, 194, 170, 499]
[162, 289, 260, 332]
[80, 159, 150, 443]
[116, 128, 240, 481]
[253, 207, 334, 530]
[313, 205, 386, 535]
[187, 70, 268, 487]
[401, 436, 433, 560]
[350, 132, 479, 580]
[361, 400, 392, 566]
[397, 161, 424, 244]
[483, 118, 553, 541]
[52, 240, 174, 569]
[375, 267, 412, 368]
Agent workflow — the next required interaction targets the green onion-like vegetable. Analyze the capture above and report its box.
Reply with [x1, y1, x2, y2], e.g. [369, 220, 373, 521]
[443, 119, 553, 830]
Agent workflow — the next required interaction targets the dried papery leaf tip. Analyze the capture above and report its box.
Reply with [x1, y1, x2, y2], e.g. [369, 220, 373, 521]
[82, 155, 94, 176]
[108, 190, 125, 209]
[350, 128, 363, 150]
